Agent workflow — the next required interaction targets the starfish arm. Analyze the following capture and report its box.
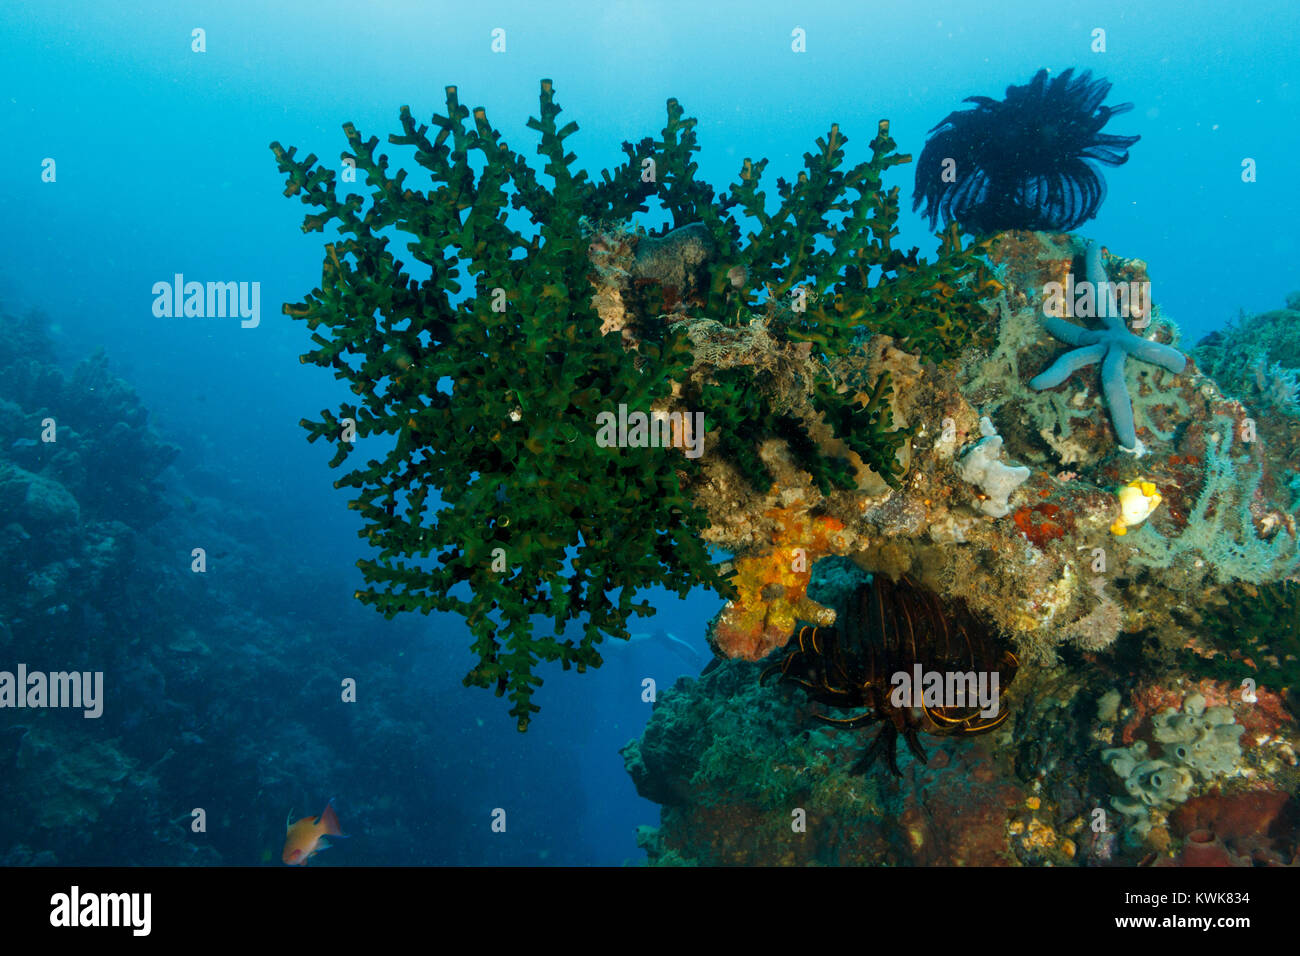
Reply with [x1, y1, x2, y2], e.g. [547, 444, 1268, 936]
[1042, 317, 1103, 348]
[1029, 343, 1108, 390]
[1125, 337, 1187, 374]
[1102, 346, 1139, 450]
[1084, 240, 1127, 332]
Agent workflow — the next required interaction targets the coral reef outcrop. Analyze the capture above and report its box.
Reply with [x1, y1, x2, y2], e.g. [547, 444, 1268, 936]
[273, 78, 1299, 726]
[678, 229, 1297, 670]
[622, 228, 1300, 865]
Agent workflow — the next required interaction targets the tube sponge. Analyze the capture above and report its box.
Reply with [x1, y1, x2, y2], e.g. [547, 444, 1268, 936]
[1101, 694, 1244, 844]
[1151, 696, 1244, 776]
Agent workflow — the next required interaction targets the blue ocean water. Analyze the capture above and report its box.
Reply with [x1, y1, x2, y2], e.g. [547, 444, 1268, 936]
[0, 0, 1295, 865]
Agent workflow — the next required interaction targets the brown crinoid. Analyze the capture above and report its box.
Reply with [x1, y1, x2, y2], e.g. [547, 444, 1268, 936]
[761, 575, 1019, 775]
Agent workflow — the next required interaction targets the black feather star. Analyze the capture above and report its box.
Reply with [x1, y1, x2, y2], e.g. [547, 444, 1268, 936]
[913, 68, 1141, 234]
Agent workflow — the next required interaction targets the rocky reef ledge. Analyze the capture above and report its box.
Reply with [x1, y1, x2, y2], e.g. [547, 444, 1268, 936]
[617, 230, 1300, 866]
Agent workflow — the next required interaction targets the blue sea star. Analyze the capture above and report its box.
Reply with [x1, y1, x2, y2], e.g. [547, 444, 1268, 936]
[1029, 240, 1186, 456]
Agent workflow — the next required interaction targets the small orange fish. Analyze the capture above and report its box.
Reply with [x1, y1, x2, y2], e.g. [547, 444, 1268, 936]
[282, 799, 344, 865]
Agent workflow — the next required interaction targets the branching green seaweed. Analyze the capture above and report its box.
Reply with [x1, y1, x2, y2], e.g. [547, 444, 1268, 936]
[272, 81, 989, 727]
